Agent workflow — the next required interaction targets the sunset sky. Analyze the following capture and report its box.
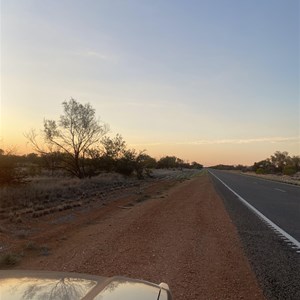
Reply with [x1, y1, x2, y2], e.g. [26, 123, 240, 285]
[1, 0, 299, 166]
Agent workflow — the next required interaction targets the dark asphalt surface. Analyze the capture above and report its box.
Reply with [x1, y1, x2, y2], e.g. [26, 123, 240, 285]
[209, 170, 300, 300]
[209, 169, 300, 241]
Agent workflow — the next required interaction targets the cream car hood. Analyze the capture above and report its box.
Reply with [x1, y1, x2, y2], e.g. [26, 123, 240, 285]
[0, 270, 172, 300]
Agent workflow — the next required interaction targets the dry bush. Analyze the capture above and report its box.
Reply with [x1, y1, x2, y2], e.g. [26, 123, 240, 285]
[0, 253, 20, 267]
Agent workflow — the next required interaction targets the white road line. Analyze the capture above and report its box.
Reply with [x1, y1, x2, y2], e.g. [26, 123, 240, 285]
[274, 188, 286, 193]
[209, 170, 300, 251]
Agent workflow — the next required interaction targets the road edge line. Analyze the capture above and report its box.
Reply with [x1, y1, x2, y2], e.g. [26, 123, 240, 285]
[208, 170, 300, 251]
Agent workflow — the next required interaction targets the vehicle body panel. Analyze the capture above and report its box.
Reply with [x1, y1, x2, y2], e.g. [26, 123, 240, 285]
[0, 270, 172, 300]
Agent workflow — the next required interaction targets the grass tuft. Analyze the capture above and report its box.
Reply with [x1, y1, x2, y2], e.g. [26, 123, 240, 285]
[0, 253, 20, 267]
[25, 241, 39, 251]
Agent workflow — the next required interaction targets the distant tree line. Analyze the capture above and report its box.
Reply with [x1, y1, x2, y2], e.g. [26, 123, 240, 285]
[252, 151, 300, 175]
[209, 164, 249, 172]
[210, 151, 300, 176]
[0, 99, 202, 185]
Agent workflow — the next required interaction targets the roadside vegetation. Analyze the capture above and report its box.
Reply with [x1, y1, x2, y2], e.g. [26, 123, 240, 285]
[210, 151, 300, 176]
[0, 99, 203, 220]
[252, 151, 300, 175]
[1, 99, 202, 184]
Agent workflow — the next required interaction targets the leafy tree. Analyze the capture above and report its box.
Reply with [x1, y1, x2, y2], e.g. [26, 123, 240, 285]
[139, 154, 157, 169]
[290, 155, 300, 171]
[157, 156, 178, 169]
[253, 159, 275, 174]
[134, 152, 157, 179]
[85, 135, 156, 178]
[115, 149, 137, 176]
[270, 151, 289, 172]
[97, 134, 127, 172]
[101, 134, 126, 159]
[191, 161, 203, 169]
[252, 151, 300, 175]
[26, 98, 109, 178]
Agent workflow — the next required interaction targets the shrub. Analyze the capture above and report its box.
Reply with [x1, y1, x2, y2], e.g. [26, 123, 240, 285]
[115, 157, 135, 176]
[283, 165, 297, 176]
[256, 168, 266, 174]
[0, 152, 26, 185]
[0, 154, 16, 184]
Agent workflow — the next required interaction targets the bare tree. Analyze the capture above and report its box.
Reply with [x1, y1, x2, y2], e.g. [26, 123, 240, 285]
[26, 98, 109, 178]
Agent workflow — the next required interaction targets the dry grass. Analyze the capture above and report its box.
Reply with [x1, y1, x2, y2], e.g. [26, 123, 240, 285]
[0, 169, 202, 221]
[0, 243, 51, 269]
[0, 173, 130, 210]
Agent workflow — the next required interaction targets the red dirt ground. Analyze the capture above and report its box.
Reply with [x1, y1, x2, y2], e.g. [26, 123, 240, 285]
[1, 174, 265, 299]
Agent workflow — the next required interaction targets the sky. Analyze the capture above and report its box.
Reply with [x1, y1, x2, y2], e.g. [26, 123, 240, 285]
[0, 0, 299, 166]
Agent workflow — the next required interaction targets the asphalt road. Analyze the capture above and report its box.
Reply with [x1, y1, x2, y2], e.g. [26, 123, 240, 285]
[209, 169, 300, 242]
[209, 170, 300, 300]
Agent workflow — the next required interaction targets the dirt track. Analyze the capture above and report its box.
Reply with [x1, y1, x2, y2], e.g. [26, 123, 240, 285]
[12, 174, 265, 299]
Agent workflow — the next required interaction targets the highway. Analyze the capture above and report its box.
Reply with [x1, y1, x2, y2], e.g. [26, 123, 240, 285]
[209, 169, 300, 243]
[209, 170, 300, 299]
